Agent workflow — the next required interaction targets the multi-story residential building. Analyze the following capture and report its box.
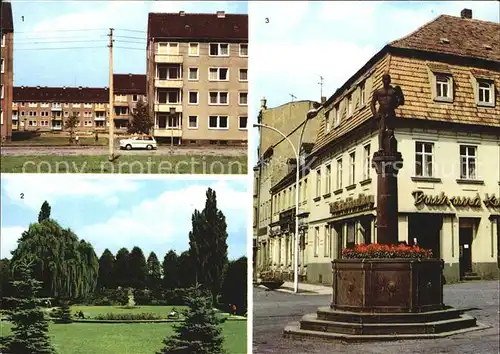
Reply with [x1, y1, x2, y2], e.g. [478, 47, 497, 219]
[146, 10, 248, 145]
[13, 86, 109, 132]
[253, 98, 322, 278]
[254, 9, 500, 285]
[113, 73, 147, 131]
[1, 1, 14, 141]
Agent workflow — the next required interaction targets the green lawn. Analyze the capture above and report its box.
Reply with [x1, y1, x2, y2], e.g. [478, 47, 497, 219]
[0, 321, 247, 354]
[0, 155, 247, 174]
[5, 136, 107, 146]
[57, 305, 187, 319]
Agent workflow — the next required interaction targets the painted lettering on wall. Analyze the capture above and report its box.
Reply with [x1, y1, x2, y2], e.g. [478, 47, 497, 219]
[412, 191, 500, 209]
[330, 194, 375, 216]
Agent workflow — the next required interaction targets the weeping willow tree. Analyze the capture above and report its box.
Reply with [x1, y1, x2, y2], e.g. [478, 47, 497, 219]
[10, 219, 99, 300]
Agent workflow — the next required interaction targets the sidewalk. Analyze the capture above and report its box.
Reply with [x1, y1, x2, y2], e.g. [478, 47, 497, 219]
[257, 281, 332, 295]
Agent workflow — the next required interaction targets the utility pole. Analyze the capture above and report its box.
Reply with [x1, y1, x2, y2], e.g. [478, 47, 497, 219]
[318, 75, 324, 99]
[108, 28, 115, 161]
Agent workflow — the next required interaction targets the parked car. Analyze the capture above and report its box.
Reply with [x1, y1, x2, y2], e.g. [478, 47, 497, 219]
[119, 135, 157, 150]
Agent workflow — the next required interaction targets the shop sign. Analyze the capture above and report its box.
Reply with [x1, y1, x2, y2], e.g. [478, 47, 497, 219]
[412, 191, 500, 208]
[329, 194, 375, 217]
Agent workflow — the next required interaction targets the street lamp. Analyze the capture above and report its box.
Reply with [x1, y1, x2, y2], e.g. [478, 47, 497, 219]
[254, 122, 300, 293]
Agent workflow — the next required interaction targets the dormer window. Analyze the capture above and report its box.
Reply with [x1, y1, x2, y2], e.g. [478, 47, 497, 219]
[347, 94, 353, 117]
[325, 110, 331, 134]
[333, 104, 340, 127]
[440, 37, 450, 44]
[359, 82, 366, 106]
[434, 74, 453, 102]
[477, 79, 495, 107]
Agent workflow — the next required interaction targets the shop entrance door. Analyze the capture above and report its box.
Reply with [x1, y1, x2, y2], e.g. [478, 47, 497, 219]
[408, 214, 442, 258]
[334, 224, 343, 259]
[459, 227, 473, 278]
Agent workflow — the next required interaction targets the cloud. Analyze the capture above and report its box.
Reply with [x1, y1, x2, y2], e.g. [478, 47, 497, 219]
[1, 175, 140, 210]
[0, 226, 26, 259]
[79, 180, 248, 258]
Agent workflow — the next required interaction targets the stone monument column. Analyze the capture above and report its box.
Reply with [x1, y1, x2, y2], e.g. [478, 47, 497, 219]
[370, 73, 405, 245]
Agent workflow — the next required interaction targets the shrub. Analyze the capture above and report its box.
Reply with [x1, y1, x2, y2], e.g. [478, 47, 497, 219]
[94, 312, 161, 321]
[342, 243, 433, 259]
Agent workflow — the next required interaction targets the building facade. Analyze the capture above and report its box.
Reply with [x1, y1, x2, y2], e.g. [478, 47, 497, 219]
[113, 73, 147, 131]
[146, 11, 248, 145]
[13, 86, 110, 132]
[254, 9, 500, 285]
[1, 1, 14, 141]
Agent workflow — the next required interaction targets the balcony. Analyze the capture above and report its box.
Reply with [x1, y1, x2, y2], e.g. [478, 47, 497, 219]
[155, 54, 183, 64]
[51, 115, 62, 121]
[94, 115, 106, 121]
[51, 125, 62, 131]
[154, 103, 182, 113]
[94, 105, 106, 111]
[154, 128, 183, 138]
[155, 79, 183, 89]
[114, 101, 129, 107]
[12, 103, 18, 110]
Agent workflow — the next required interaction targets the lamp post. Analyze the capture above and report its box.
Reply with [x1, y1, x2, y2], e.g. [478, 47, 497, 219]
[254, 123, 300, 293]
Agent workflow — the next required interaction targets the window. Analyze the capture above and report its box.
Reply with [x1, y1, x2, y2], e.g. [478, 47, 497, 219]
[359, 82, 366, 106]
[95, 111, 105, 119]
[239, 92, 248, 105]
[29, 120, 37, 126]
[0, 111, 2, 125]
[347, 222, 356, 248]
[158, 90, 180, 104]
[208, 115, 228, 129]
[188, 91, 199, 105]
[132, 95, 138, 102]
[239, 68, 248, 81]
[0, 84, 3, 99]
[188, 68, 199, 81]
[303, 178, 308, 202]
[336, 158, 343, 189]
[1, 34, 5, 47]
[325, 110, 331, 134]
[158, 65, 181, 80]
[209, 43, 229, 56]
[347, 94, 353, 117]
[83, 103, 92, 108]
[209, 91, 228, 105]
[158, 42, 179, 55]
[41, 111, 49, 117]
[325, 164, 331, 194]
[188, 116, 198, 129]
[349, 151, 356, 185]
[460, 145, 477, 180]
[363, 144, 371, 180]
[188, 43, 199, 56]
[316, 168, 321, 197]
[84, 111, 92, 118]
[64, 111, 69, 117]
[415, 142, 434, 177]
[239, 116, 247, 130]
[324, 226, 331, 258]
[239, 43, 248, 56]
[314, 227, 320, 257]
[1, 58, 3, 73]
[435, 74, 451, 99]
[209, 68, 228, 81]
[334, 104, 340, 127]
[477, 80, 494, 105]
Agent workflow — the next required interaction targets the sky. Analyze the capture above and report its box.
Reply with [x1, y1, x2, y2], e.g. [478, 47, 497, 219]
[0, 175, 249, 261]
[249, 1, 500, 164]
[11, 0, 248, 87]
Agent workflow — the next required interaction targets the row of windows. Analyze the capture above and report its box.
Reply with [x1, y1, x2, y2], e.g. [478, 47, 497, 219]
[15, 111, 106, 118]
[156, 115, 247, 130]
[155, 90, 248, 106]
[157, 66, 248, 82]
[156, 42, 248, 57]
[432, 74, 495, 106]
[15, 102, 111, 108]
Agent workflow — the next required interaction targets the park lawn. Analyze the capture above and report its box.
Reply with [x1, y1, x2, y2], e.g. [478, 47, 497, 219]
[68, 305, 187, 318]
[0, 321, 247, 354]
[4, 136, 107, 146]
[0, 155, 248, 174]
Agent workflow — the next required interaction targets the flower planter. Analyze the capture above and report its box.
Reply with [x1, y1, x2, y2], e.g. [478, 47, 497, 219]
[331, 258, 444, 313]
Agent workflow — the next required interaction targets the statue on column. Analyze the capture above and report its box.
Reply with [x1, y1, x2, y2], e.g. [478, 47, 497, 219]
[370, 73, 404, 153]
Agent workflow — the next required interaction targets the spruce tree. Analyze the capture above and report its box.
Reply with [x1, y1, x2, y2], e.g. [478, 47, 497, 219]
[146, 252, 162, 290]
[128, 98, 153, 134]
[38, 201, 51, 223]
[157, 287, 225, 354]
[3, 259, 56, 354]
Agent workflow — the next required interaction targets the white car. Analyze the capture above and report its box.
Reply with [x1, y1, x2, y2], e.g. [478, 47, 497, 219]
[119, 136, 157, 150]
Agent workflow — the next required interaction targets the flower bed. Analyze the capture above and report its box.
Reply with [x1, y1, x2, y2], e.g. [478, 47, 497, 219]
[342, 243, 433, 259]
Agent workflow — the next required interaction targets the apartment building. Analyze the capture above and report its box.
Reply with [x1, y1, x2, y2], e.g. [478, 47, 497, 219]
[13, 86, 109, 132]
[253, 99, 321, 278]
[146, 10, 248, 145]
[1, 1, 14, 141]
[113, 73, 146, 131]
[255, 9, 500, 285]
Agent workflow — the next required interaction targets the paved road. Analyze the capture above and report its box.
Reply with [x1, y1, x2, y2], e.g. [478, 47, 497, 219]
[253, 281, 499, 354]
[0, 145, 247, 157]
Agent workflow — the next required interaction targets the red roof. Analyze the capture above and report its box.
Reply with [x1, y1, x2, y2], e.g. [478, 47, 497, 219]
[147, 12, 248, 41]
[13, 86, 109, 103]
[1, 2, 14, 32]
[113, 74, 146, 94]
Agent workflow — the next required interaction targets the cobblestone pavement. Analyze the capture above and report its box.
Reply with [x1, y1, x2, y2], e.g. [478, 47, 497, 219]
[253, 280, 499, 354]
[0, 145, 247, 157]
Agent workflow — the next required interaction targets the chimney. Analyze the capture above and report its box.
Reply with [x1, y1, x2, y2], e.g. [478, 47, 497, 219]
[78, 86, 82, 90]
[321, 96, 326, 104]
[260, 97, 267, 110]
[179, 11, 185, 16]
[129, 73, 132, 77]
[63, 86, 66, 89]
[460, 8, 472, 19]
[217, 10, 225, 18]
[37, 86, 40, 89]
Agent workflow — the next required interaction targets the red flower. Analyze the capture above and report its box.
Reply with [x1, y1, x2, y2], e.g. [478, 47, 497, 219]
[341, 243, 433, 259]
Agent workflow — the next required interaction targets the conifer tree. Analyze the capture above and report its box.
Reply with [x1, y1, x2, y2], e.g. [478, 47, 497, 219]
[157, 287, 225, 354]
[3, 259, 56, 354]
[38, 201, 51, 223]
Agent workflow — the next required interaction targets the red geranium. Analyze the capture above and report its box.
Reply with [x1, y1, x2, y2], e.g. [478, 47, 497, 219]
[342, 243, 433, 259]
